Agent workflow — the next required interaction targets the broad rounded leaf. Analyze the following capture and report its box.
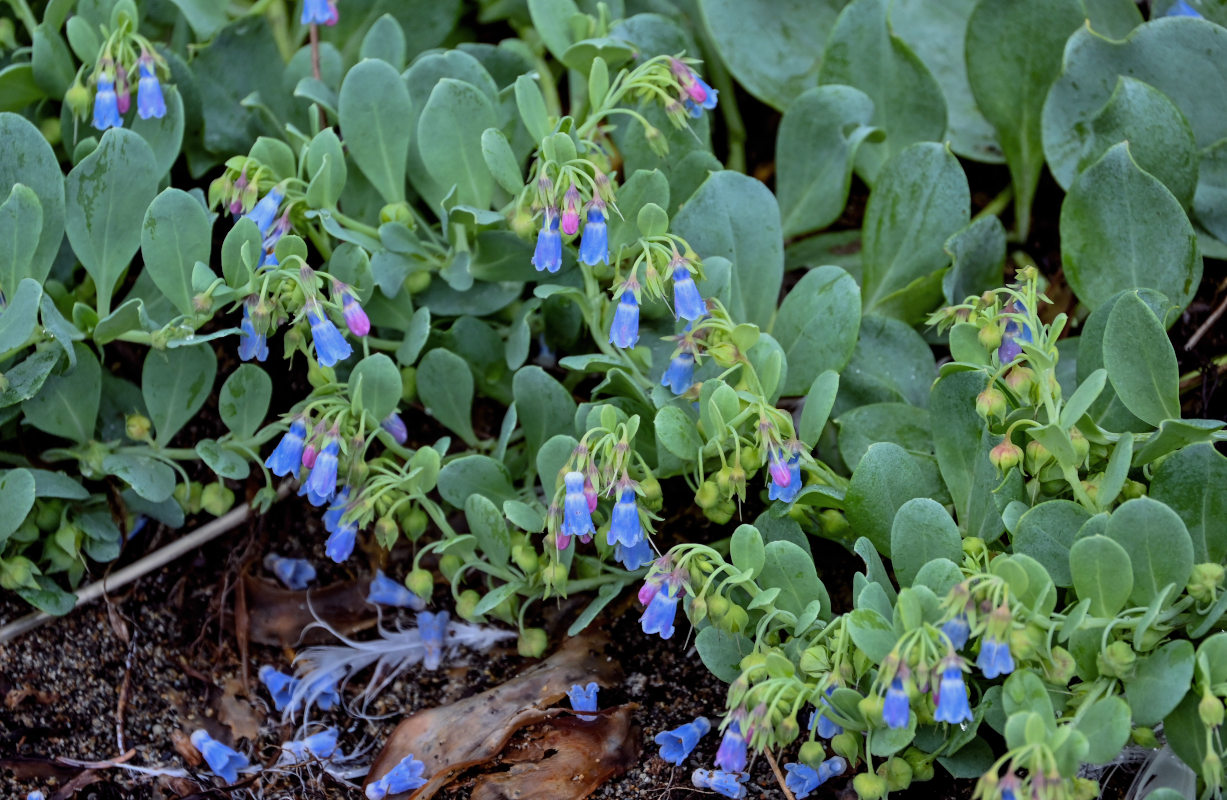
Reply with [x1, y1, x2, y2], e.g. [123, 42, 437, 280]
[890, 497, 961, 587]
[65, 128, 158, 313]
[818, 0, 947, 185]
[772, 265, 860, 395]
[339, 58, 412, 204]
[1060, 143, 1201, 313]
[861, 143, 969, 321]
[0, 113, 64, 284]
[1106, 497, 1194, 607]
[699, 0, 845, 110]
[141, 188, 212, 317]
[776, 85, 882, 236]
[1069, 535, 1132, 617]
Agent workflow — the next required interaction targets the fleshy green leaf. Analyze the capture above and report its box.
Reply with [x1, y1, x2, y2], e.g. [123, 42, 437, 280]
[142, 345, 217, 446]
[141, 188, 212, 317]
[1060, 143, 1201, 313]
[338, 58, 412, 204]
[1102, 290, 1181, 426]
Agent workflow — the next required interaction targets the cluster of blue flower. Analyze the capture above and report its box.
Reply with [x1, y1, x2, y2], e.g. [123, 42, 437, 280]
[556, 469, 654, 570]
[532, 184, 611, 273]
[879, 607, 1016, 731]
[92, 50, 166, 130]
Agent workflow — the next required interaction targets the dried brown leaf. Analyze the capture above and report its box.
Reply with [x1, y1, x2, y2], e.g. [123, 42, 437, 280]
[365, 634, 621, 799]
[469, 706, 640, 800]
[216, 677, 261, 742]
[242, 574, 376, 646]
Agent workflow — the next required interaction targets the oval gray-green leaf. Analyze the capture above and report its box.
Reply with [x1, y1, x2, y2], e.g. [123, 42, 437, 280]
[1060, 143, 1200, 313]
[65, 128, 158, 314]
[141, 188, 212, 317]
[1069, 535, 1132, 617]
[142, 344, 217, 446]
[818, 0, 947, 185]
[772, 265, 860, 395]
[338, 58, 412, 204]
[1102, 291, 1181, 427]
[0, 112, 65, 283]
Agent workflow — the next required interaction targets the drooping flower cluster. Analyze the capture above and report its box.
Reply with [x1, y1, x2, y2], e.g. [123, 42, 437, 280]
[668, 57, 719, 119]
[530, 171, 613, 273]
[83, 45, 170, 131]
[544, 429, 659, 578]
[639, 560, 688, 640]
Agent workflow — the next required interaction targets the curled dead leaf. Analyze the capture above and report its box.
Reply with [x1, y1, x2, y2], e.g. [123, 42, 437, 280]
[242, 574, 376, 646]
[366, 634, 623, 799]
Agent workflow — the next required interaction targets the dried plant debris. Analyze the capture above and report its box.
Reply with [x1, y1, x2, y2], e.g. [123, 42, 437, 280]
[469, 705, 640, 800]
[365, 634, 626, 799]
[242, 574, 376, 647]
[287, 610, 516, 720]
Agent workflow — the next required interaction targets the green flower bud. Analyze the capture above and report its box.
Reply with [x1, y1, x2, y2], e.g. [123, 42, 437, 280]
[1204, 751, 1223, 789]
[902, 748, 934, 783]
[1096, 640, 1136, 679]
[706, 592, 730, 622]
[1073, 778, 1100, 800]
[705, 498, 735, 525]
[200, 483, 235, 516]
[695, 480, 719, 509]
[1025, 439, 1051, 473]
[962, 536, 987, 559]
[374, 516, 399, 547]
[1130, 726, 1159, 748]
[881, 757, 913, 791]
[722, 604, 749, 633]
[976, 387, 1006, 420]
[832, 731, 860, 764]
[125, 413, 152, 441]
[858, 694, 884, 724]
[639, 474, 663, 511]
[1043, 646, 1076, 685]
[1121, 479, 1147, 500]
[1004, 365, 1035, 398]
[739, 652, 768, 675]
[778, 713, 801, 745]
[511, 209, 536, 238]
[1070, 427, 1089, 462]
[379, 202, 413, 225]
[65, 82, 92, 117]
[990, 439, 1023, 472]
[511, 543, 539, 574]
[439, 554, 463, 582]
[402, 505, 428, 539]
[853, 771, 888, 800]
[688, 594, 708, 624]
[456, 589, 483, 621]
[545, 560, 569, 588]
[1188, 562, 1225, 603]
[740, 447, 761, 474]
[1200, 690, 1224, 728]
[406, 568, 434, 599]
[35, 500, 62, 532]
[799, 645, 830, 676]
[799, 741, 826, 767]
[518, 626, 548, 658]
[820, 509, 849, 536]
[405, 271, 431, 295]
[978, 322, 1003, 350]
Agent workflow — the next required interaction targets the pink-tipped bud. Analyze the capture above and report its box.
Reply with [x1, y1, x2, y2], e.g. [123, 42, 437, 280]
[990, 440, 1023, 472]
[768, 449, 791, 487]
[341, 293, 370, 337]
[561, 185, 581, 236]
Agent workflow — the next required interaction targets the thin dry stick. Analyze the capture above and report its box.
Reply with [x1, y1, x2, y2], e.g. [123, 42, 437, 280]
[116, 629, 137, 753]
[0, 484, 290, 644]
[765, 748, 797, 800]
[1186, 290, 1227, 351]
